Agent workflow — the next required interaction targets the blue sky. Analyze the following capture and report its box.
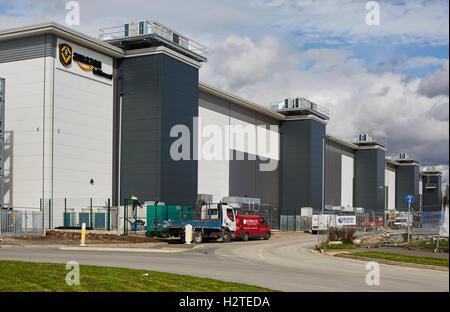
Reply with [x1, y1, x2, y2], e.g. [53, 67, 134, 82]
[0, 0, 449, 181]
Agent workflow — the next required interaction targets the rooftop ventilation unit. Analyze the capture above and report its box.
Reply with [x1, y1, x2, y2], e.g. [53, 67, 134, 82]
[272, 97, 330, 120]
[355, 133, 375, 143]
[397, 153, 411, 160]
[122, 21, 190, 50]
[101, 20, 191, 50]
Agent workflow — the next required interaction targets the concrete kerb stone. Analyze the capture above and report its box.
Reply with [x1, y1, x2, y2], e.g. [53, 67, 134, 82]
[314, 247, 448, 272]
[59, 246, 190, 253]
[334, 253, 448, 272]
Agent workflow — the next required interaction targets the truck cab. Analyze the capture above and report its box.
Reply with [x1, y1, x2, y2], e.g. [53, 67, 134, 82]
[200, 203, 237, 233]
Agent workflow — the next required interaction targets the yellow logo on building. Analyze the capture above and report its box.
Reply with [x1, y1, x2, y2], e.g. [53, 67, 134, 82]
[59, 43, 72, 66]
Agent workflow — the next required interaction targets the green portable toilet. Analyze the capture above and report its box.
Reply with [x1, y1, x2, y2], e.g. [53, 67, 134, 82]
[146, 205, 169, 237]
[146, 205, 157, 231]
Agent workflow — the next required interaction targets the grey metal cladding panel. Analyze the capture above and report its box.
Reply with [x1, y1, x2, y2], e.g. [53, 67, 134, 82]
[255, 161, 279, 208]
[199, 90, 279, 126]
[199, 94, 230, 116]
[325, 139, 355, 158]
[229, 150, 257, 199]
[229, 101, 256, 125]
[0, 35, 56, 63]
[309, 121, 326, 209]
[324, 145, 341, 206]
[422, 175, 442, 211]
[118, 55, 162, 203]
[279, 119, 325, 211]
[160, 54, 198, 206]
[386, 162, 396, 172]
[395, 165, 420, 210]
[228, 150, 279, 208]
[279, 121, 311, 211]
[354, 149, 386, 212]
[254, 112, 279, 126]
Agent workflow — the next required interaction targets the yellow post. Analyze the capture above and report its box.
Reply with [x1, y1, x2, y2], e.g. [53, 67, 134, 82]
[80, 222, 86, 247]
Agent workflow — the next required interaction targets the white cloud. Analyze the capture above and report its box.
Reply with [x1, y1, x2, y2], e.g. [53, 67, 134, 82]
[200, 35, 449, 169]
[418, 61, 450, 98]
[0, 0, 448, 46]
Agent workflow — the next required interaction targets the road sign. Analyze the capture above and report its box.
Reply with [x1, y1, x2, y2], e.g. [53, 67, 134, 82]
[405, 194, 415, 204]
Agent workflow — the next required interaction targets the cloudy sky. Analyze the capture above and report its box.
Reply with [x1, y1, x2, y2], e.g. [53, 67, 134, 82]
[1, 0, 449, 183]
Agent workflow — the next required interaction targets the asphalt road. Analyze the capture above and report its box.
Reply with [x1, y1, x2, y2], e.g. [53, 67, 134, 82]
[0, 233, 448, 292]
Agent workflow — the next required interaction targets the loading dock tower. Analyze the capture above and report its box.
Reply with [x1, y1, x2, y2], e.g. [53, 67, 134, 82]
[273, 97, 330, 214]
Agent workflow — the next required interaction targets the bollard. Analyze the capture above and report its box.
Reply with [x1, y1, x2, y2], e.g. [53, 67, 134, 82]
[185, 224, 193, 245]
[80, 223, 86, 247]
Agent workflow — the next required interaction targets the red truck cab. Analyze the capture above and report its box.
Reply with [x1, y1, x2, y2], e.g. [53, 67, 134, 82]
[235, 215, 271, 241]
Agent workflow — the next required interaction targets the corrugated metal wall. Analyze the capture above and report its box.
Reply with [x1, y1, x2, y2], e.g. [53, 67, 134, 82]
[118, 53, 198, 206]
[279, 119, 325, 213]
[0, 35, 56, 63]
[354, 148, 386, 212]
[395, 165, 420, 211]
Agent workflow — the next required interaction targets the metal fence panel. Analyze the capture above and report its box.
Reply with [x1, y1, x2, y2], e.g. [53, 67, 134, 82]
[0, 210, 44, 237]
[42, 198, 112, 230]
[296, 215, 312, 231]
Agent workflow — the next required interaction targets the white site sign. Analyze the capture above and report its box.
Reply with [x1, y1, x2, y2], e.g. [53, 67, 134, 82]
[336, 215, 356, 227]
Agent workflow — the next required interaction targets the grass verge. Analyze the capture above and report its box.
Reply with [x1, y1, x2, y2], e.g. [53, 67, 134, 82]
[350, 252, 449, 267]
[320, 243, 357, 250]
[0, 260, 275, 292]
[408, 239, 449, 251]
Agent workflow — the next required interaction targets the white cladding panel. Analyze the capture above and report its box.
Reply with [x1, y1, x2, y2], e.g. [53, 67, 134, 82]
[197, 106, 280, 203]
[1, 57, 50, 210]
[197, 107, 229, 203]
[385, 168, 396, 210]
[53, 38, 113, 200]
[341, 154, 354, 207]
[229, 117, 279, 161]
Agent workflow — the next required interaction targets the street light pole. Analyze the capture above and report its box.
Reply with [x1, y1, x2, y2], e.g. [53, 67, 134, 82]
[408, 202, 411, 246]
[384, 186, 387, 229]
[117, 94, 123, 209]
[117, 92, 130, 208]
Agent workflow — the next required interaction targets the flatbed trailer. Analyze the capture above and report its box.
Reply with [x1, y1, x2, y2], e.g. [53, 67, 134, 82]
[158, 202, 236, 243]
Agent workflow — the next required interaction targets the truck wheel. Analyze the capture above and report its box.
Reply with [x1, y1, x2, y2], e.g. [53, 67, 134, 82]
[264, 232, 270, 240]
[243, 233, 249, 241]
[222, 231, 231, 243]
[193, 231, 203, 244]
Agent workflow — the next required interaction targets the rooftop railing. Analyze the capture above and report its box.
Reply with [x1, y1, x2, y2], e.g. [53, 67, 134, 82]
[269, 98, 330, 119]
[99, 21, 207, 57]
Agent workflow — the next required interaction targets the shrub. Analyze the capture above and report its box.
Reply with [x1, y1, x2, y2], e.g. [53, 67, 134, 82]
[328, 227, 356, 244]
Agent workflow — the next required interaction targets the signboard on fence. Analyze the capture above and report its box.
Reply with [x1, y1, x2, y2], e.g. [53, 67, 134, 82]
[336, 215, 356, 227]
[389, 210, 396, 221]
[375, 216, 383, 227]
[421, 211, 444, 228]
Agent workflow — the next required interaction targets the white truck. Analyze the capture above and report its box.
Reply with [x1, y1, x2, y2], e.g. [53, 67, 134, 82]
[311, 214, 332, 234]
[158, 202, 237, 243]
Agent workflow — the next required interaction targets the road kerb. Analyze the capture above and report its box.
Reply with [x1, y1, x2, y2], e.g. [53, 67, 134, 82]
[59, 246, 189, 253]
[334, 253, 448, 272]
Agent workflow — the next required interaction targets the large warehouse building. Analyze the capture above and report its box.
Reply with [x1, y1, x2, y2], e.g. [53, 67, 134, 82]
[0, 22, 444, 226]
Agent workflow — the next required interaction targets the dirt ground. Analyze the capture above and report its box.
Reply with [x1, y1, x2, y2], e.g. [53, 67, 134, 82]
[8, 230, 161, 245]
